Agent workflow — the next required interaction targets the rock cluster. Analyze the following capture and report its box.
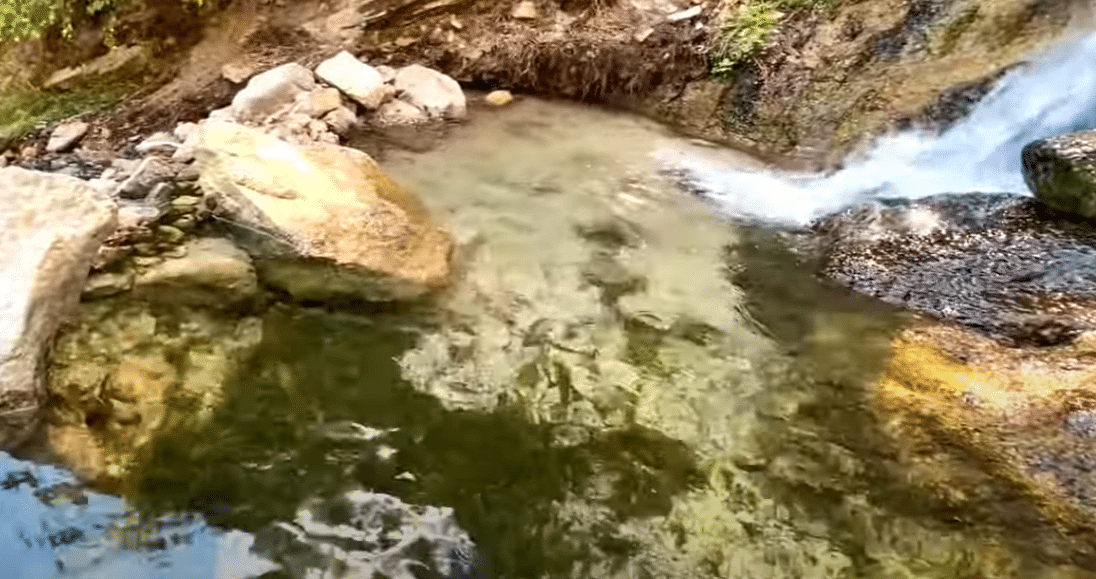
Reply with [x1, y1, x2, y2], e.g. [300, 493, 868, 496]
[0, 53, 465, 478]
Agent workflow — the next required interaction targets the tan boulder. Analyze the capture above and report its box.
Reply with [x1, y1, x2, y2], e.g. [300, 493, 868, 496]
[0, 167, 117, 448]
[195, 122, 453, 302]
[875, 320, 1096, 564]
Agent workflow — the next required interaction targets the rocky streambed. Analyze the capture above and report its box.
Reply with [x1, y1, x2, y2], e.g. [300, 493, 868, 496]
[6, 45, 1096, 579]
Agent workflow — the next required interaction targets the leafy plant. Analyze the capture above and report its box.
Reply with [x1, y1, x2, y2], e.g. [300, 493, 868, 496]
[0, 0, 202, 45]
[709, 2, 784, 79]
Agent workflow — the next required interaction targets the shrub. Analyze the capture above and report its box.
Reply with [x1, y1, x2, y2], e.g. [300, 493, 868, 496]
[709, 2, 785, 79]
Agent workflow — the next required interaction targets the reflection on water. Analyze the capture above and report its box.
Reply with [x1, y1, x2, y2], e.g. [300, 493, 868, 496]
[21, 98, 1096, 577]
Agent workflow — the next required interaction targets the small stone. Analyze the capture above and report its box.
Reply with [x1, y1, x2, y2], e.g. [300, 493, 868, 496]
[20, 144, 38, 160]
[666, 5, 702, 22]
[295, 87, 343, 118]
[110, 400, 141, 426]
[156, 225, 186, 244]
[511, 0, 537, 19]
[393, 65, 467, 120]
[322, 106, 358, 136]
[171, 195, 203, 212]
[114, 157, 177, 200]
[375, 99, 428, 126]
[176, 164, 200, 182]
[221, 62, 254, 84]
[47, 121, 90, 153]
[82, 270, 135, 299]
[135, 131, 180, 155]
[172, 214, 198, 230]
[484, 90, 514, 107]
[634, 28, 654, 42]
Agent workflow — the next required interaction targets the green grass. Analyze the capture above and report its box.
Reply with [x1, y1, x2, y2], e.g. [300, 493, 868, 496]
[709, 0, 830, 80]
[0, 84, 129, 148]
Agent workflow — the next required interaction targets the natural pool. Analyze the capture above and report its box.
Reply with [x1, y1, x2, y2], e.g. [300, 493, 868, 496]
[9, 98, 1096, 578]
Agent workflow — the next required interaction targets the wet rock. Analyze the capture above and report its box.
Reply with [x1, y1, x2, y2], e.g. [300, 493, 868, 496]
[114, 156, 177, 200]
[47, 121, 90, 153]
[0, 168, 116, 447]
[134, 237, 258, 307]
[812, 192, 1096, 345]
[82, 269, 135, 299]
[230, 62, 317, 123]
[1022, 130, 1096, 218]
[485, 90, 514, 107]
[875, 321, 1096, 565]
[322, 106, 358, 136]
[47, 302, 263, 482]
[375, 99, 429, 126]
[315, 51, 388, 110]
[195, 121, 453, 302]
[254, 491, 478, 579]
[393, 65, 467, 120]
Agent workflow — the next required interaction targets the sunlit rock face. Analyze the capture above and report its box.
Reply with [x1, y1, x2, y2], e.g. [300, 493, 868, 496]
[0, 167, 116, 449]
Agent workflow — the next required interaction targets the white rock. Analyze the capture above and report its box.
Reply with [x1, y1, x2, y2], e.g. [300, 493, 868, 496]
[47, 121, 90, 153]
[315, 51, 387, 110]
[375, 100, 429, 126]
[173, 122, 199, 141]
[666, 5, 702, 21]
[229, 63, 316, 123]
[294, 87, 343, 118]
[393, 65, 467, 120]
[221, 61, 254, 84]
[0, 168, 116, 446]
[135, 131, 180, 155]
[512, 0, 537, 19]
[376, 65, 397, 84]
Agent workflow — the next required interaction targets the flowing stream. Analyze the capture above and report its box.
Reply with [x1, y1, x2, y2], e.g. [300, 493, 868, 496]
[670, 30, 1096, 224]
[10, 48, 1096, 575]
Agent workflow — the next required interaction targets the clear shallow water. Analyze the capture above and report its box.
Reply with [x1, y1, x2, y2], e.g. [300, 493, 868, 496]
[15, 98, 1096, 578]
[668, 30, 1096, 225]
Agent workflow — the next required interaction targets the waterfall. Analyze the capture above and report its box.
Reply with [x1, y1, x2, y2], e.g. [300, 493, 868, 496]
[666, 30, 1096, 225]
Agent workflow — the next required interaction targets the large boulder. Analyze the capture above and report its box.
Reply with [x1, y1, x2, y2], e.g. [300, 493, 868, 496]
[194, 122, 453, 302]
[1023, 130, 1096, 218]
[229, 63, 317, 123]
[393, 65, 467, 120]
[812, 192, 1096, 345]
[0, 168, 116, 448]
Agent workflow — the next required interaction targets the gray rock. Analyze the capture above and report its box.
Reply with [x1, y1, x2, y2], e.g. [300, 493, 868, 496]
[812, 192, 1096, 345]
[1067, 410, 1096, 438]
[135, 131, 180, 155]
[322, 106, 358, 136]
[375, 99, 428, 126]
[115, 157, 177, 200]
[134, 237, 258, 307]
[393, 65, 467, 120]
[1022, 130, 1096, 218]
[254, 491, 478, 579]
[46, 121, 90, 153]
[0, 168, 116, 446]
[230, 63, 317, 123]
[314, 51, 388, 110]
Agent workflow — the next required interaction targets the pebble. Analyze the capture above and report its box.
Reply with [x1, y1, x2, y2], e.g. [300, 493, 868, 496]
[485, 90, 514, 107]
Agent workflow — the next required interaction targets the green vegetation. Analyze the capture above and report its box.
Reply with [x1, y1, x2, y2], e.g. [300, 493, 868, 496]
[0, 84, 128, 147]
[710, 2, 785, 79]
[0, 0, 202, 44]
[709, 0, 830, 79]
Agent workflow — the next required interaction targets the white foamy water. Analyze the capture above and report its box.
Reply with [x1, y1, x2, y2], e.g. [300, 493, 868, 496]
[667, 31, 1096, 225]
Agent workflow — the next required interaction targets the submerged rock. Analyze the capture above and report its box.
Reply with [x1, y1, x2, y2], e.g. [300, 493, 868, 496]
[876, 320, 1096, 567]
[0, 168, 116, 448]
[813, 192, 1096, 345]
[1023, 130, 1096, 218]
[195, 122, 453, 302]
[254, 491, 478, 579]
